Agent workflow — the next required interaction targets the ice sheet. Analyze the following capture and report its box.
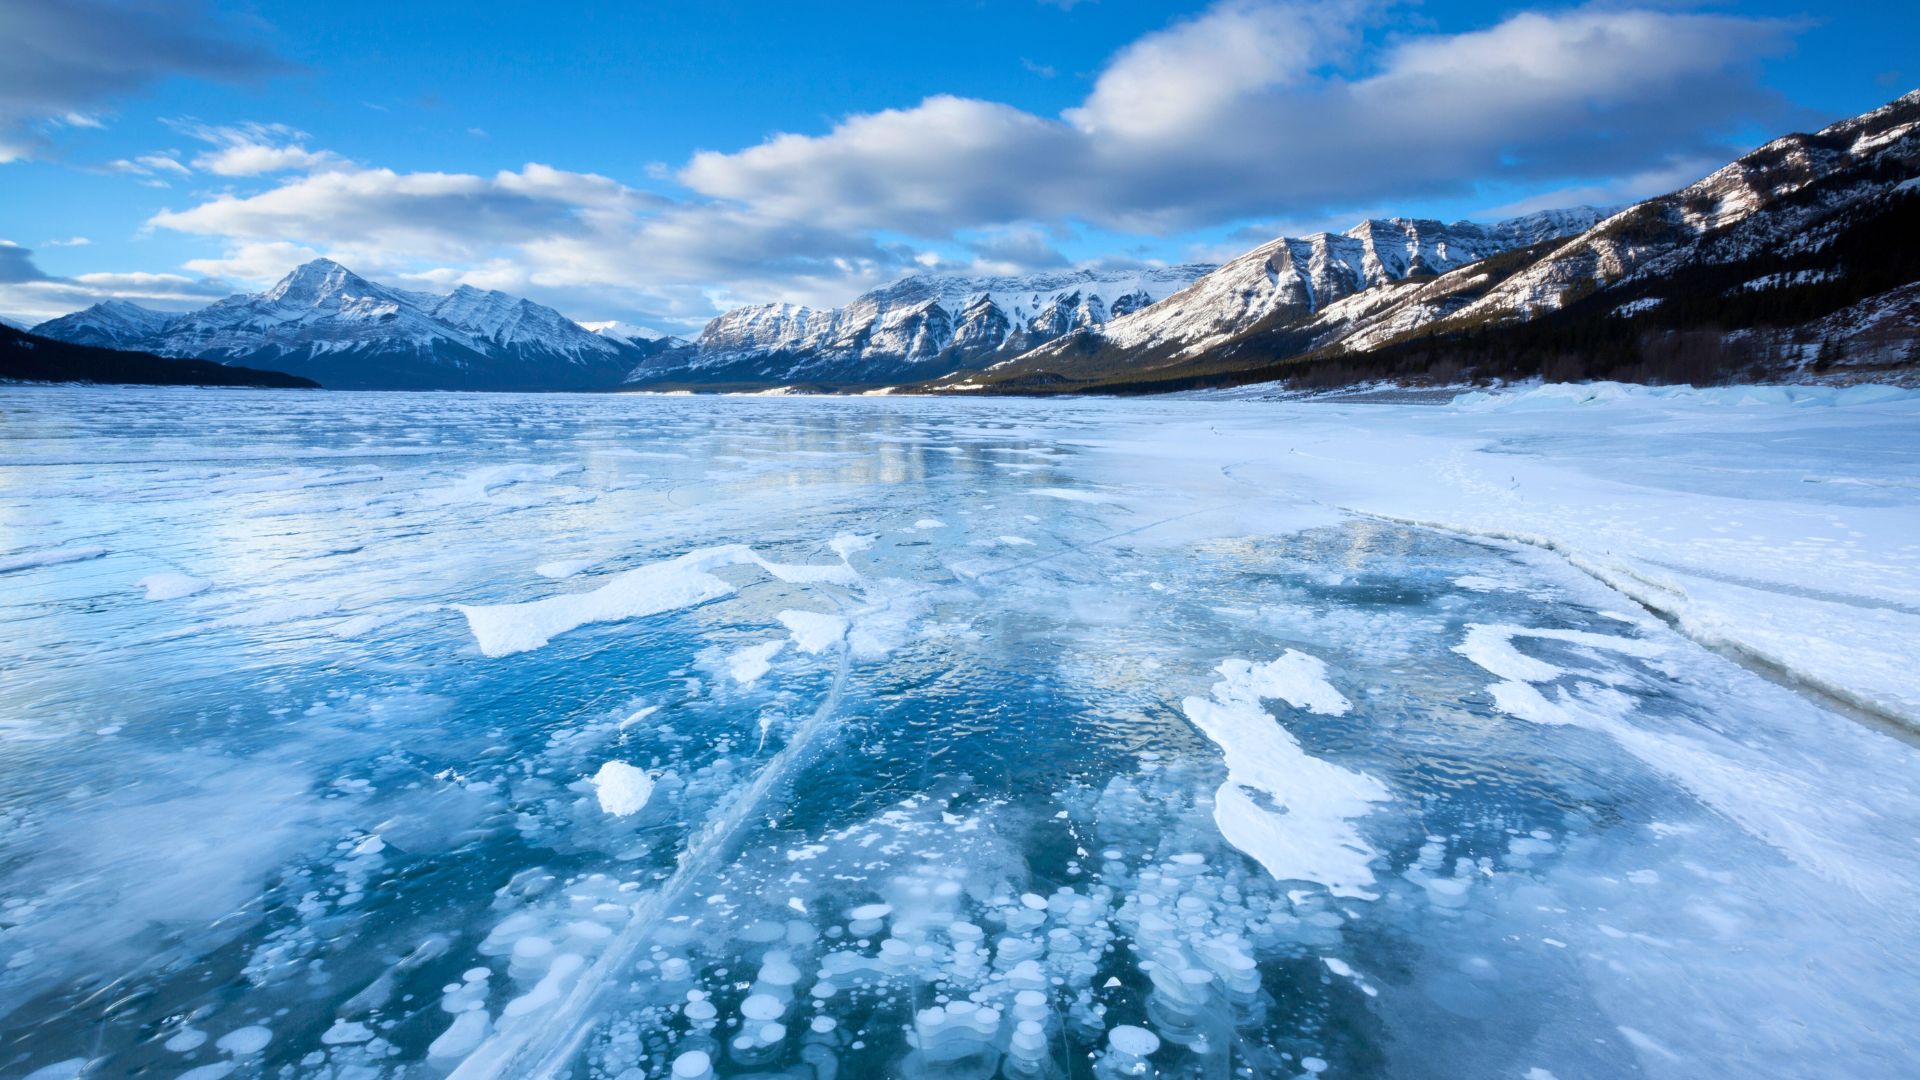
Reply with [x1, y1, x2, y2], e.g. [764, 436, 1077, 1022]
[2, 383, 1917, 1080]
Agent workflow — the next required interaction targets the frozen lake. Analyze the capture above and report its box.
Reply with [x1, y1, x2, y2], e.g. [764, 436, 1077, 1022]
[1, 385, 1917, 1080]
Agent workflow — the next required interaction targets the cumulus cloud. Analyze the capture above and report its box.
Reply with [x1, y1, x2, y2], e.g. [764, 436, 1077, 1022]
[680, 0, 1797, 234]
[126, 1, 1803, 327]
[143, 158, 923, 325]
[1, 0, 288, 161]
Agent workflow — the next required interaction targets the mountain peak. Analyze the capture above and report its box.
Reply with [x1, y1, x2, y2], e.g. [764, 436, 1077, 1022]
[262, 257, 379, 307]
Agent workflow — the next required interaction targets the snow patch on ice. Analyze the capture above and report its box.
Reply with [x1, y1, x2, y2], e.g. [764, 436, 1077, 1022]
[138, 572, 209, 600]
[1180, 651, 1388, 898]
[779, 609, 849, 653]
[590, 762, 654, 817]
[535, 558, 597, 580]
[727, 640, 786, 685]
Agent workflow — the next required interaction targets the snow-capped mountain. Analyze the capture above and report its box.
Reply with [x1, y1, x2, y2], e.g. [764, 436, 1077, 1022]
[579, 320, 670, 344]
[32, 299, 176, 350]
[32, 261, 659, 390]
[972, 211, 1610, 385]
[962, 90, 1920, 392]
[628, 264, 1215, 388]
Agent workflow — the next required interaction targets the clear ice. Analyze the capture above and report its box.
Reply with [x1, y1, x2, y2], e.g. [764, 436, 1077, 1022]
[1, 384, 1918, 1079]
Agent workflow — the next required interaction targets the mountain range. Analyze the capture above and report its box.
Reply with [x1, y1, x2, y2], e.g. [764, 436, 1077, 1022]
[949, 90, 1920, 393]
[24, 90, 1918, 393]
[31, 261, 674, 390]
[626, 264, 1217, 389]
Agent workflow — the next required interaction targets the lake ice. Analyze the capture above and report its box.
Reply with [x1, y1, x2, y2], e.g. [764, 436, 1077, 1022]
[1, 384, 1917, 1079]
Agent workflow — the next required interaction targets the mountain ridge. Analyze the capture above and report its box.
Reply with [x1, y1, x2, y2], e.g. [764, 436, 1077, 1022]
[32, 261, 667, 391]
[945, 91, 1920, 393]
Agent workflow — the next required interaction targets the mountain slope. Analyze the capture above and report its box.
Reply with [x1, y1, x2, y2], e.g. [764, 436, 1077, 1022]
[31, 261, 654, 391]
[31, 299, 175, 350]
[1, 322, 318, 388]
[956, 90, 1920, 394]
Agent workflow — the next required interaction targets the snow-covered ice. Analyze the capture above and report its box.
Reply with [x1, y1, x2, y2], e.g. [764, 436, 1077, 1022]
[1, 382, 1917, 1080]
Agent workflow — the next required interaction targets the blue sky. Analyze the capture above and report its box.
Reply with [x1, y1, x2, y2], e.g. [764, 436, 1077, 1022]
[1, 0, 1912, 330]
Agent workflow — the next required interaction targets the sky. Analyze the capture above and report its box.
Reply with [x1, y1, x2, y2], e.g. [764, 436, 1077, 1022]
[0, 0, 1912, 332]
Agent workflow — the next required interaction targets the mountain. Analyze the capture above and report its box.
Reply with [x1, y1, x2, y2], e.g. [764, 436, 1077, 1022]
[954, 90, 1920, 393]
[31, 299, 176, 350]
[31, 261, 663, 391]
[1, 321, 318, 388]
[580, 320, 671, 344]
[952, 211, 1610, 389]
[625, 264, 1216, 390]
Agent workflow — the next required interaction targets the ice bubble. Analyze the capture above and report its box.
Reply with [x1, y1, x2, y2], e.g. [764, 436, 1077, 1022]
[741, 994, 785, 1021]
[849, 902, 893, 921]
[165, 1027, 208, 1052]
[672, 1050, 714, 1079]
[1109, 1025, 1160, 1055]
[591, 761, 654, 817]
[216, 1025, 272, 1055]
[321, 1020, 373, 1045]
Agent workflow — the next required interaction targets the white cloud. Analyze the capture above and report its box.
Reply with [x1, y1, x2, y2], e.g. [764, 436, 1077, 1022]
[180, 241, 325, 282]
[680, 1, 1796, 234]
[118, 1, 1804, 328]
[170, 120, 346, 176]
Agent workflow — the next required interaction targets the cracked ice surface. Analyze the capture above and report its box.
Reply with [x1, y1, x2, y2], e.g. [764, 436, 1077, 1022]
[0, 384, 1917, 1079]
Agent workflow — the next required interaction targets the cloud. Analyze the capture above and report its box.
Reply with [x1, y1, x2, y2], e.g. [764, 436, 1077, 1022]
[0, 241, 50, 283]
[965, 227, 1072, 276]
[143, 158, 920, 325]
[171, 120, 345, 176]
[104, 152, 192, 181]
[150, 163, 656, 262]
[1, 0, 288, 161]
[0, 240, 234, 323]
[680, 1, 1798, 234]
[43, 236, 92, 248]
[126, 1, 1806, 328]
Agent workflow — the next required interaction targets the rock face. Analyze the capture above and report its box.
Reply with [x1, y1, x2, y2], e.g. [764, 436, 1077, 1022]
[32, 260, 664, 390]
[631, 265, 1218, 388]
